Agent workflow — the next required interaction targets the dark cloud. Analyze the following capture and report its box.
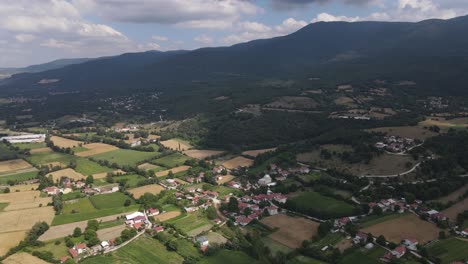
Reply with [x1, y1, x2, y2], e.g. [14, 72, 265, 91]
[270, 0, 374, 10]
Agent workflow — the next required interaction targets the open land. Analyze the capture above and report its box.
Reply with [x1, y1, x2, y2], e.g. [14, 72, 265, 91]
[241, 148, 277, 157]
[91, 149, 159, 167]
[261, 214, 319, 248]
[75, 143, 119, 157]
[46, 168, 85, 182]
[288, 191, 357, 218]
[160, 139, 192, 151]
[222, 156, 254, 169]
[437, 184, 468, 203]
[50, 136, 82, 148]
[217, 174, 236, 184]
[129, 184, 165, 199]
[183, 149, 225, 160]
[367, 125, 437, 140]
[0, 159, 33, 174]
[427, 238, 468, 264]
[30, 147, 53, 154]
[152, 153, 190, 168]
[442, 197, 467, 220]
[154, 211, 181, 222]
[155, 165, 191, 177]
[265, 96, 318, 109]
[97, 225, 127, 241]
[3, 252, 50, 264]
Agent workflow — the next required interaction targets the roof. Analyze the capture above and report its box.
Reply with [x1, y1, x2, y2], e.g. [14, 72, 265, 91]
[134, 222, 144, 229]
[126, 211, 145, 220]
[68, 248, 78, 258]
[154, 226, 164, 231]
[196, 236, 208, 243]
[393, 246, 406, 255]
[405, 238, 418, 244]
[75, 243, 87, 250]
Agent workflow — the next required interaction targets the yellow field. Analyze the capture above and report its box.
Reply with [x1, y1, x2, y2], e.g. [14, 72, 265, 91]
[420, 117, 468, 129]
[222, 156, 254, 169]
[155, 165, 191, 177]
[183, 149, 225, 160]
[367, 126, 437, 140]
[97, 225, 126, 241]
[261, 214, 319, 248]
[137, 163, 159, 170]
[0, 159, 32, 174]
[241, 148, 277, 157]
[3, 252, 50, 264]
[129, 184, 165, 198]
[160, 139, 191, 151]
[0, 191, 51, 211]
[92, 169, 126, 179]
[40, 162, 66, 169]
[217, 175, 236, 184]
[7, 184, 39, 192]
[46, 168, 86, 182]
[334, 96, 357, 107]
[30, 147, 53, 154]
[50, 136, 82, 148]
[0, 231, 27, 256]
[154, 211, 181, 222]
[75, 143, 119, 157]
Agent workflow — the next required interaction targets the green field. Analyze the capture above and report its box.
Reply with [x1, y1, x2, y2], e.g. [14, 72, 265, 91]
[262, 237, 293, 254]
[174, 239, 202, 260]
[152, 153, 190, 168]
[53, 195, 139, 225]
[167, 211, 212, 233]
[72, 146, 90, 153]
[428, 238, 468, 264]
[75, 158, 113, 175]
[198, 249, 260, 264]
[89, 192, 135, 209]
[288, 256, 325, 264]
[80, 236, 184, 264]
[92, 149, 159, 167]
[0, 144, 17, 160]
[0, 202, 8, 211]
[340, 246, 386, 264]
[111, 174, 146, 188]
[14, 142, 46, 150]
[288, 191, 357, 219]
[313, 233, 344, 248]
[360, 212, 408, 228]
[0, 170, 38, 184]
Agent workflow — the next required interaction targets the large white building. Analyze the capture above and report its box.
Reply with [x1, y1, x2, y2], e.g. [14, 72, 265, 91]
[1, 134, 46, 143]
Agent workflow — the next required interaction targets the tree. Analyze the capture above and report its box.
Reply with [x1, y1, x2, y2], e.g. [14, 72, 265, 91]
[85, 175, 94, 185]
[376, 235, 386, 246]
[4, 187, 10, 193]
[124, 199, 131, 207]
[206, 206, 218, 220]
[86, 220, 99, 231]
[438, 231, 446, 239]
[73, 227, 82, 237]
[373, 205, 383, 215]
[227, 197, 239, 213]
[167, 171, 174, 179]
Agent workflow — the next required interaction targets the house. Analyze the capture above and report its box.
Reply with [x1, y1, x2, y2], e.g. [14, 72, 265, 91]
[432, 213, 447, 221]
[0, 134, 46, 143]
[403, 238, 418, 250]
[133, 222, 144, 230]
[273, 194, 288, 204]
[125, 211, 146, 225]
[461, 229, 468, 237]
[391, 246, 406, 258]
[154, 226, 164, 233]
[196, 236, 209, 246]
[91, 244, 102, 253]
[235, 215, 252, 226]
[60, 256, 70, 263]
[43, 186, 60, 195]
[335, 217, 351, 227]
[213, 218, 222, 225]
[213, 166, 225, 174]
[74, 181, 85, 188]
[266, 206, 278, 215]
[258, 174, 272, 186]
[101, 241, 110, 249]
[299, 166, 310, 174]
[61, 187, 73, 194]
[68, 249, 78, 258]
[147, 208, 160, 217]
[75, 243, 87, 254]
[353, 232, 368, 244]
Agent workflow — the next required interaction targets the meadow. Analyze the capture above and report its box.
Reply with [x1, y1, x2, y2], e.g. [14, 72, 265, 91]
[198, 249, 260, 264]
[152, 153, 190, 168]
[427, 238, 468, 264]
[0, 171, 37, 185]
[89, 192, 135, 209]
[26, 152, 111, 175]
[91, 149, 159, 167]
[167, 211, 212, 234]
[339, 246, 386, 264]
[287, 191, 357, 219]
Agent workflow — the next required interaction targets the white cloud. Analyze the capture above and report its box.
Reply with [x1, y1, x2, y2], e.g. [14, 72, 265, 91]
[275, 18, 308, 34]
[194, 35, 214, 45]
[239, 21, 272, 33]
[311, 13, 361, 23]
[15, 34, 35, 43]
[152, 35, 169, 41]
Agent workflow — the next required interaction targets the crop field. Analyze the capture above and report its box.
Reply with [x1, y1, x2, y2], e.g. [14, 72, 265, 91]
[154, 211, 181, 222]
[217, 174, 236, 184]
[262, 236, 294, 254]
[97, 225, 126, 241]
[0, 170, 38, 185]
[0, 159, 33, 174]
[75, 143, 119, 157]
[183, 149, 225, 160]
[3, 252, 49, 264]
[152, 153, 190, 168]
[8, 183, 39, 192]
[155, 165, 191, 177]
[160, 139, 192, 151]
[241, 148, 277, 157]
[334, 96, 357, 107]
[359, 213, 408, 228]
[91, 149, 159, 167]
[289, 256, 325, 264]
[167, 211, 212, 233]
[206, 232, 228, 245]
[340, 246, 386, 264]
[442, 197, 467, 220]
[288, 191, 357, 218]
[50, 136, 82, 148]
[261, 214, 319, 248]
[129, 184, 165, 199]
[0, 190, 51, 211]
[0, 231, 27, 256]
[137, 162, 159, 170]
[367, 125, 437, 140]
[198, 250, 260, 264]
[97, 174, 142, 187]
[222, 156, 254, 169]
[265, 96, 318, 109]
[361, 214, 440, 243]
[89, 192, 135, 209]
[92, 169, 125, 179]
[30, 147, 53, 153]
[420, 117, 468, 130]
[427, 238, 468, 264]
[47, 168, 86, 182]
[14, 142, 46, 150]
[437, 184, 468, 203]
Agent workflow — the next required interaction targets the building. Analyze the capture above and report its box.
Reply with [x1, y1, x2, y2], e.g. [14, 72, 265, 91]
[403, 238, 418, 250]
[353, 232, 368, 244]
[266, 206, 278, 215]
[196, 236, 209, 246]
[42, 186, 61, 195]
[258, 174, 272, 186]
[147, 208, 160, 217]
[0, 134, 46, 143]
[391, 246, 406, 258]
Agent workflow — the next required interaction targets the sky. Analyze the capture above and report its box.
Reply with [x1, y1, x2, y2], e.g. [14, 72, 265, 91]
[0, 0, 467, 67]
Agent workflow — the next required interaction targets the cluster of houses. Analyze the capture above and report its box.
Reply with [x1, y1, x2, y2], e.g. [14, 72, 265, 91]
[41, 176, 119, 197]
[375, 135, 416, 153]
[179, 188, 219, 213]
[257, 164, 311, 187]
[367, 198, 417, 214]
[82, 184, 120, 195]
[65, 240, 115, 262]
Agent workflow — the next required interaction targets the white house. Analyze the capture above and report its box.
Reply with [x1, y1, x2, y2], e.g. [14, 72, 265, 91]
[402, 238, 418, 250]
[196, 236, 209, 246]
[1, 134, 46, 143]
[258, 174, 272, 186]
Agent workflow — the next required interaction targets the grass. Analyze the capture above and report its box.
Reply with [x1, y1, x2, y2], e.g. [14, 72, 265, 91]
[152, 153, 190, 168]
[427, 238, 468, 264]
[313, 233, 344, 248]
[174, 239, 202, 260]
[14, 142, 46, 150]
[360, 212, 408, 228]
[198, 249, 260, 264]
[91, 149, 159, 167]
[27, 238, 69, 259]
[262, 236, 293, 254]
[298, 172, 321, 184]
[99, 219, 125, 229]
[72, 146, 90, 153]
[89, 192, 135, 209]
[81, 236, 184, 264]
[75, 158, 112, 175]
[61, 192, 86, 201]
[340, 246, 386, 264]
[167, 211, 212, 233]
[0, 202, 8, 211]
[288, 191, 357, 219]
[112, 174, 146, 188]
[288, 256, 325, 264]
[0, 171, 37, 184]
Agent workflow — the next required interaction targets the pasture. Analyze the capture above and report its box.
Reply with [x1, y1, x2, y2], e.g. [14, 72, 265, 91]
[97, 225, 126, 241]
[91, 149, 159, 167]
[129, 184, 165, 199]
[183, 149, 225, 160]
[92, 169, 126, 179]
[0, 170, 38, 185]
[367, 125, 437, 140]
[160, 139, 192, 151]
[261, 214, 319, 248]
[50, 136, 82, 148]
[46, 168, 85, 182]
[167, 211, 212, 234]
[0, 231, 27, 256]
[152, 153, 190, 168]
[442, 197, 467, 220]
[89, 192, 135, 209]
[155, 165, 191, 177]
[198, 250, 259, 264]
[30, 147, 53, 154]
[222, 156, 254, 169]
[437, 184, 468, 203]
[340, 246, 386, 264]
[3, 252, 49, 264]
[427, 238, 468, 264]
[97, 174, 144, 188]
[75, 143, 119, 157]
[420, 117, 468, 130]
[361, 214, 440, 244]
[14, 142, 46, 150]
[288, 191, 357, 218]
[154, 211, 181, 222]
[241, 148, 277, 157]
[217, 174, 236, 184]
[137, 162, 159, 170]
[0, 159, 33, 174]
[0, 190, 51, 211]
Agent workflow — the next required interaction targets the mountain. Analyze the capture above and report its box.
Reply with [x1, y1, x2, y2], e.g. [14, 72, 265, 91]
[2, 15, 468, 97]
[0, 58, 91, 79]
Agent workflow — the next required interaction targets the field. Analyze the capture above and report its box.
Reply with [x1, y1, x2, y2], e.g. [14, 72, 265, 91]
[89, 192, 135, 209]
[183, 149, 225, 160]
[30, 147, 53, 153]
[81, 236, 184, 264]
[241, 148, 277, 157]
[217, 174, 236, 184]
[340, 246, 386, 264]
[160, 139, 192, 151]
[222, 156, 254, 169]
[97, 225, 126, 241]
[0, 171, 37, 185]
[262, 236, 293, 254]
[91, 149, 159, 167]
[265, 96, 318, 109]
[46, 168, 85, 182]
[288, 191, 357, 218]
[0, 159, 33, 174]
[367, 125, 437, 140]
[0, 190, 51, 211]
[289, 256, 325, 264]
[167, 211, 212, 234]
[75, 143, 119, 157]
[137, 162, 159, 170]
[198, 249, 259, 264]
[334, 96, 357, 107]
[420, 117, 468, 130]
[95, 174, 144, 188]
[154, 211, 181, 221]
[206, 232, 228, 245]
[0, 231, 27, 256]
[359, 212, 408, 228]
[8, 183, 39, 192]
[442, 197, 467, 220]
[361, 214, 440, 243]
[155, 165, 191, 177]
[437, 184, 468, 203]
[427, 238, 468, 264]
[152, 153, 190, 168]
[261, 214, 319, 248]
[92, 169, 125, 179]
[3, 252, 49, 264]
[129, 184, 165, 199]
[14, 142, 46, 150]
[50, 136, 82, 148]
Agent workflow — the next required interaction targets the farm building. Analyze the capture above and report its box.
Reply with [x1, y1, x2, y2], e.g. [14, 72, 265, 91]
[1, 134, 46, 143]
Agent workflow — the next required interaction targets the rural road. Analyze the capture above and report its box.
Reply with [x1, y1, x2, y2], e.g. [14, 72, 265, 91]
[361, 162, 421, 178]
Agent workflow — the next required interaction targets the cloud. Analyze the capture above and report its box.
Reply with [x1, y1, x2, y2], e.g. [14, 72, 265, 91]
[269, 0, 379, 10]
[311, 13, 361, 22]
[194, 35, 214, 45]
[15, 34, 36, 43]
[152, 35, 169, 41]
